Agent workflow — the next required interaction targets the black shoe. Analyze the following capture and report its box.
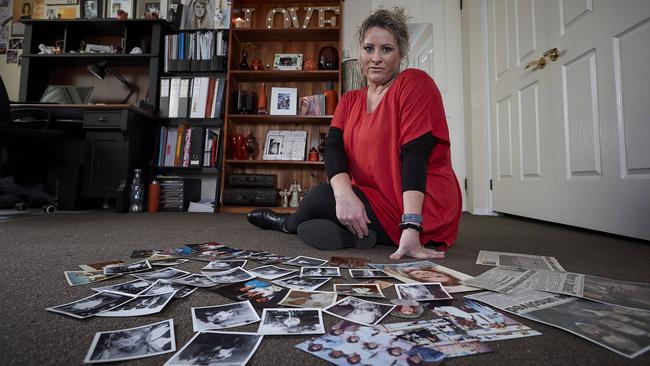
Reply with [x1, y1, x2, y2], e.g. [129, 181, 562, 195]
[297, 219, 377, 250]
[247, 209, 290, 232]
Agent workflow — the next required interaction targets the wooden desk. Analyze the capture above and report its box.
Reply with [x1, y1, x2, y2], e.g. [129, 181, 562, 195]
[16, 104, 157, 212]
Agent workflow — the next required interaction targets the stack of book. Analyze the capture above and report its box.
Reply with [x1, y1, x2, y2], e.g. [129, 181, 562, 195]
[159, 77, 226, 119]
[157, 125, 220, 168]
[188, 200, 215, 213]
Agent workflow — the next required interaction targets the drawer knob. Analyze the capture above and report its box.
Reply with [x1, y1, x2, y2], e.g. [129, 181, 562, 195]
[98, 117, 108, 122]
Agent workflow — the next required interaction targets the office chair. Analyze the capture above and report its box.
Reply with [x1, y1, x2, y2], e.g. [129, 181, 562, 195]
[0, 76, 62, 213]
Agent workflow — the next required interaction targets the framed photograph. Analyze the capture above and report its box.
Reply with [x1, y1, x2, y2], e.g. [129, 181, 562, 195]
[106, 0, 132, 18]
[136, 0, 163, 18]
[7, 37, 22, 50]
[273, 53, 303, 70]
[180, 0, 214, 29]
[45, 5, 80, 19]
[270, 87, 298, 115]
[45, 0, 78, 5]
[262, 130, 307, 161]
[81, 0, 102, 18]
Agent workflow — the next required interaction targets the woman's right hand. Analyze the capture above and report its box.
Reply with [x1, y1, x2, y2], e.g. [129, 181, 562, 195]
[335, 190, 371, 238]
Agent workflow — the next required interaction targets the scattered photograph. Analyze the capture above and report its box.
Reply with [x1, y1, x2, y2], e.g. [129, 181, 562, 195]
[329, 256, 369, 269]
[370, 261, 477, 293]
[92, 279, 153, 296]
[79, 260, 124, 271]
[349, 269, 390, 278]
[192, 301, 261, 332]
[202, 260, 247, 271]
[132, 267, 190, 282]
[301, 266, 341, 277]
[273, 276, 331, 292]
[334, 283, 385, 298]
[130, 249, 178, 258]
[85, 319, 175, 363]
[395, 283, 453, 302]
[97, 292, 176, 317]
[258, 308, 325, 335]
[103, 260, 152, 275]
[171, 274, 218, 288]
[248, 265, 297, 280]
[164, 331, 263, 366]
[46, 291, 135, 319]
[427, 299, 542, 342]
[64, 270, 120, 286]
[364, 279, 397, 290]
[284, 256, 328, 267]
[214, 279, 289, 309]
[376, 319, 491, 358]
[150, 258, 189, 266]
[324, 296, 395, 326]
[390, 299, 425, 319]
[202, 267, 255, 284]
[141, 279, 197, 298]
[278, 290, 337, 309]
[296, 320, 445, 366]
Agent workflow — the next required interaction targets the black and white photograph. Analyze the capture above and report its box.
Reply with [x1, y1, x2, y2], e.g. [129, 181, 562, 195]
[6, 49, 18, 64]
[258, 308, 325, 335]
[151, 258, 189, 267]
[202, 267, 255, 284]
[96, 291, 176, 317]
[180, 0, 214, 29]
[8, 37, 22, 50]
[349, 268, 390, 278]
[46, 291, 135, 319]
[171, 274, 218, 287]
[81, 0, 101, 18]
[85, 319, 175, 363]
[324, 296, 395, 326]
[92, 279, 153, 296]
[202, 260, 247, 271]
[300, 266, 341, 277]
[334, 283, 385, 298]
[164, 331, 263, 366]
[273, 275, 331, 292]
[132, 267, 190, 282]
[278, 290, 337, 309]
[64, 270, 120, 286]
[141, 279, 198, 298]
[270, 87, 298, 116]
[214, 279, 289, 309]
[248, 265, 297, 280]
[284, 255, 328, 267]
[103, 260, 152, 275]
[396, 283, 453, 302]
[192, 301, 261, 332]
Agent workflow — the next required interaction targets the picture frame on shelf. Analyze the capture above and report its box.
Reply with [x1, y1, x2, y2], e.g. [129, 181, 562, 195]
[106, 0, 132, 18]
[262, 130, 308, 161]
[81, 0, 103, 18]
[136, 0, 166, 19]
[270, 87, 298, 116]
[44, 0, 78, 5]
[44, 5, 79, 19]
[273, 53, 303, 71]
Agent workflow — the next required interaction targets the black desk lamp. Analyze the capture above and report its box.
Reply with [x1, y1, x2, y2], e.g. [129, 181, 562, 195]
[87, 61, 139, 104]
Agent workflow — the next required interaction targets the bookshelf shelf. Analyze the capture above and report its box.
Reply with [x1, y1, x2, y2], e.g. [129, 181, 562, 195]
[154, 166, 220, 174]
[220, 0, 341, 211]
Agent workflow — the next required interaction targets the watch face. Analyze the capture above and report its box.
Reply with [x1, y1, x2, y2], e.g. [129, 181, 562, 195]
[401, 214, 423, 223]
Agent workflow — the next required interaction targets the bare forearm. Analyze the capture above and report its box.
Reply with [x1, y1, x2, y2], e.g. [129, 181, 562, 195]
[402, 190, 424, 218]
[330, 173, 355, 199]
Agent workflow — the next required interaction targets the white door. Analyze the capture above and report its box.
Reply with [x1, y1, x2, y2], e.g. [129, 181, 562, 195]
[487, 0, 650, 240]
[372, 0, 467, 210]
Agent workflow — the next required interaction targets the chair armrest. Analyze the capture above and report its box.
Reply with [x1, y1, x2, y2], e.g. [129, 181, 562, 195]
[8, 108, 53, 129]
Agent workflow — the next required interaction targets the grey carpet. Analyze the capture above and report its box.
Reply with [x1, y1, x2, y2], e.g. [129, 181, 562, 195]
[0, 211, 648, 366]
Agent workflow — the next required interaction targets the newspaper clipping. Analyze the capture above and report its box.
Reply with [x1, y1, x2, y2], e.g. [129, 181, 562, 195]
[465, 289, 650, 359]
[475, 250, 566, 271]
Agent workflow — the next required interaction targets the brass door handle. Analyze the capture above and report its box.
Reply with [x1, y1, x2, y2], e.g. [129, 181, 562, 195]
[543, 47, 560, 61]
[525, 57, 546, 70]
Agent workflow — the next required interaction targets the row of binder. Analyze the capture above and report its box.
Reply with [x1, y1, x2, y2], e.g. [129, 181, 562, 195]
[164, 31, 228, 73]
[157, 125, 221, 168]
[159, 77, 226, 119]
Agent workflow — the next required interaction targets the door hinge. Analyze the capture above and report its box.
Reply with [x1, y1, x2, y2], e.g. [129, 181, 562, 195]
[464, 178, 468, 190]
[489, 179, 493, 190]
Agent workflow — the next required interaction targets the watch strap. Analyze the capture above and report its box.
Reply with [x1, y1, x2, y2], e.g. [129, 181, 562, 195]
[399, 222, 423, 232]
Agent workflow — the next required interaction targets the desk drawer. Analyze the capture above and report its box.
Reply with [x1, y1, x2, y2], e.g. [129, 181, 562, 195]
[84, 111, 124, 128]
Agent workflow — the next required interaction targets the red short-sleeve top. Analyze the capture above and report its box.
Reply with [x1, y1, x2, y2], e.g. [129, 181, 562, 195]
[330, 68, 461, 249]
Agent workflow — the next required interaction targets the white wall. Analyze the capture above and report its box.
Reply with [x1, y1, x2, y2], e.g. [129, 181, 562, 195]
[0, 55, 21, 100]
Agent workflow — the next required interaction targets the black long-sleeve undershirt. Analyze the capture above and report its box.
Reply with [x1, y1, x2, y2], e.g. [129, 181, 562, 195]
[324, 127, 436, 192]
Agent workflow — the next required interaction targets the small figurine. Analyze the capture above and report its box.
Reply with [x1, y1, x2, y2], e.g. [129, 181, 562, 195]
[279, 189, 290, 208]
[289, 181, 302, 208]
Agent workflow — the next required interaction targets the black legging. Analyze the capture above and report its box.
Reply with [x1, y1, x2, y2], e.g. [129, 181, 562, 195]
[284, 183, 394, 245]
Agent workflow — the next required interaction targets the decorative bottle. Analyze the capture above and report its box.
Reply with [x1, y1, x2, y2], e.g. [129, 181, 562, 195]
[129, 169, 144, 212]
[239, 49, 249, 70]
[323, 81, 338, 115]
[147, 179, 160, 212]
[257, 83, 268, 115]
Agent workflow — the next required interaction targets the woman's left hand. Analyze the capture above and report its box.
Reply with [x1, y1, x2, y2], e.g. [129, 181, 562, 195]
[389, 229, 445, 260]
